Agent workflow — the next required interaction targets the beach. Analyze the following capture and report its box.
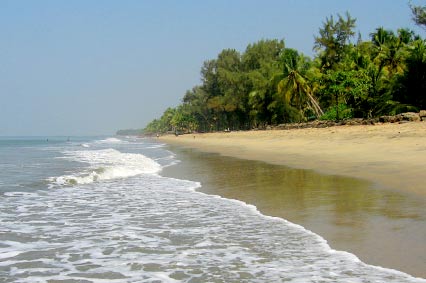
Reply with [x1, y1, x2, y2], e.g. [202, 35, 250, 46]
[160, 122, 426, 196]
[160, 122, 426, 278]
[2, 136, 424, 281]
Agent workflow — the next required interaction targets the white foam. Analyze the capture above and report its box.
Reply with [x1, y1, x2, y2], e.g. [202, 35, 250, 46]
[49, 148, 162, 187]
[3, 138, 425, 282]
[1, 174, 425, 282]
[145, 144, 166, 149]
[0, 251, 22, 260]
[95, 137, 126, 144]
[3, 191, 39, 197]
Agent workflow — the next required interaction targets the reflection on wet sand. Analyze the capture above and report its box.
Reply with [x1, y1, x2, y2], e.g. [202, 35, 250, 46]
[162, 146, 426, 278]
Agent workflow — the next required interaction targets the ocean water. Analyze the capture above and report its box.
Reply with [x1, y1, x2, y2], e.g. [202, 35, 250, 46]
[0, 136, 424, 283]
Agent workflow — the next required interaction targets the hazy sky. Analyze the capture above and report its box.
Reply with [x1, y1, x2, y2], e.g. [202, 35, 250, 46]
[0, 0, 423, 136]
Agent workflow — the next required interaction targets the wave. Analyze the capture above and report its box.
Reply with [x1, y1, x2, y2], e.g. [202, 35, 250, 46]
[48, 148, 162, 187]
[144, 144, 166, 149]
[2, 136, 425, 281]
[95, 137, 127, 144]
[4, 174, 424, 282]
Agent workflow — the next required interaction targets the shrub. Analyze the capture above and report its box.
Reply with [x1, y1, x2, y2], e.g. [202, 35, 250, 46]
[320, 104, 353, 120]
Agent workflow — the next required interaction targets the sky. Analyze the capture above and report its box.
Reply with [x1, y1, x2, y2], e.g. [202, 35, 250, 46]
[0, 0, 424, 136]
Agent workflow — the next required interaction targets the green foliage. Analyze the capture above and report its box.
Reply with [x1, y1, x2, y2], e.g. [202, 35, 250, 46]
[170, 105, 198, 133]
[276, 48, 323, 120]
[393, 39, 426, 109]
[144, 9, 426, 134]
[320, 104, 353, 121]
[242, 39, 285, 71]
[411, 2, 426, 27]
[319, 69, 373, 118]
[314, 12, 356, 70]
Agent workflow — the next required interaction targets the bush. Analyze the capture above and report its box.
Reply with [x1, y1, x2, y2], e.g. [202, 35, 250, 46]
[320, 104, 353, 121]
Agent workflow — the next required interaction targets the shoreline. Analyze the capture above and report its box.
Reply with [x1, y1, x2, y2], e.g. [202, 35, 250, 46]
[160, 146, 426, 278]
[158, 122, 426, 278]
[159, 122, 426, 196]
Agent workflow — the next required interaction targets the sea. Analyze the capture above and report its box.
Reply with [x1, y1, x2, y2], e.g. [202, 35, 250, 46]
[0, 136, 424, 283]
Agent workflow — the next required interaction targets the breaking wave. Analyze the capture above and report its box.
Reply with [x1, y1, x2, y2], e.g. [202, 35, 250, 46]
[48, 148, 161, 187]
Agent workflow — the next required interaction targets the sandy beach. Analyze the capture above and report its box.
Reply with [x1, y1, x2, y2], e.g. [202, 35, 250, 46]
[160, 122, 426, 196]
[159, 121, 426, 278]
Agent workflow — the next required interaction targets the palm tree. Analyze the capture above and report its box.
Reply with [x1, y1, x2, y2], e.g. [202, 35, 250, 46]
[276, 49, 323, 120]
[395, 39, 426, 109]
[370, 27, 411, 77]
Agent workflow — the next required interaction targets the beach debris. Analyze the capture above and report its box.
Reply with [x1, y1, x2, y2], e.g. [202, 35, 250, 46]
[401, 112, 421, 122]
[420, 110, 426, 121]
[380, 111, 423, 123]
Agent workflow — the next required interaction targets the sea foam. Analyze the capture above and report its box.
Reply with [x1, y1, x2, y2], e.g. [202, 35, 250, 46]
[3, 136, 424, 282]
[95, 137, 127, 144]
[48, 148, 162, 187]
[2, 174, 425, 282]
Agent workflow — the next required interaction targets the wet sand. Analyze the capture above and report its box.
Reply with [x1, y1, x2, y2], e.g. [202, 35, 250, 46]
[161, 148, 426, 278]
[159, 123, 426, 278]
[160, 122, 426, 196]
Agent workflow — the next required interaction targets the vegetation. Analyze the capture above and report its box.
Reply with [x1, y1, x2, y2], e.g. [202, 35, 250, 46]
[144, 8, 426, 135]
[411, 2, 426, 27]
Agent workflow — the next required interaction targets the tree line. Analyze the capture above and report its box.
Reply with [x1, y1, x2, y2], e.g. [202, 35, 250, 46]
[144, 5, 426, 135]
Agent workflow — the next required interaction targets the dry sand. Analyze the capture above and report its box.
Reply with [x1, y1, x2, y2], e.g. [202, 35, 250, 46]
[160, 122, 426, 196]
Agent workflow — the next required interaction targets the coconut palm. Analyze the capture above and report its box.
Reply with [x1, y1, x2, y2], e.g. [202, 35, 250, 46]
[276, 49, 323, 120]
[370, 27, 412, 76]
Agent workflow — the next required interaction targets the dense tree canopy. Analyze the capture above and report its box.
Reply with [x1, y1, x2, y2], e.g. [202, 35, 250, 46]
[143, 10, 426, 135]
